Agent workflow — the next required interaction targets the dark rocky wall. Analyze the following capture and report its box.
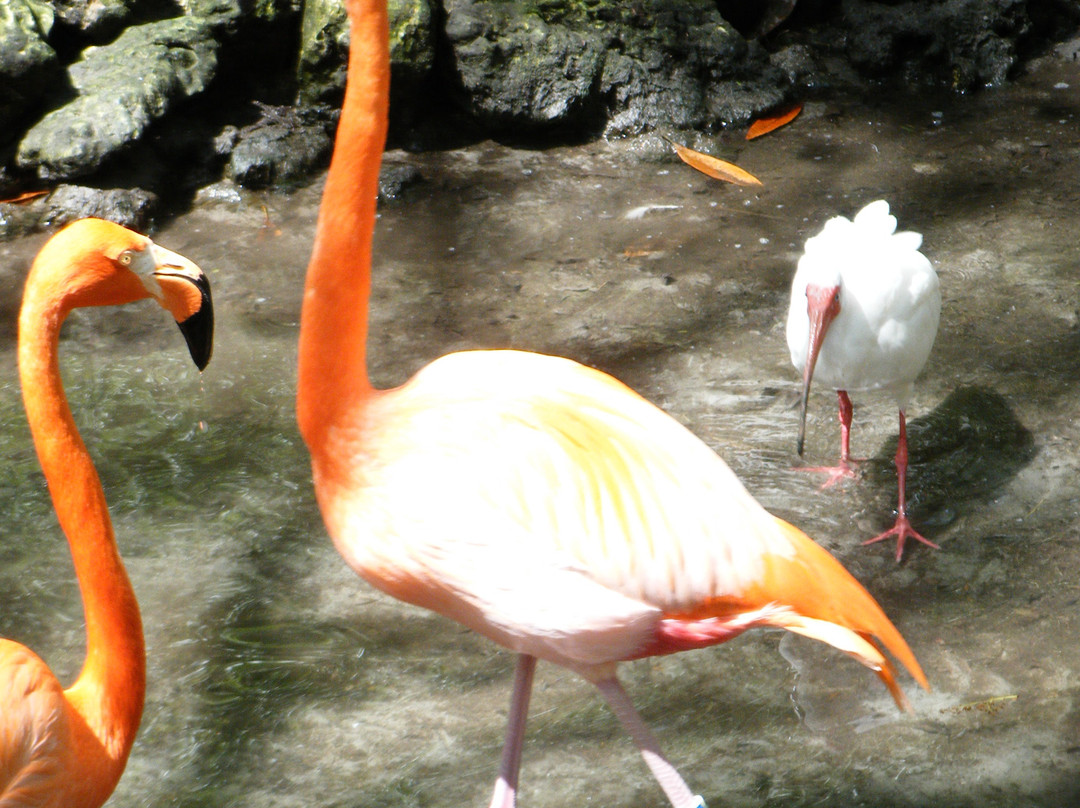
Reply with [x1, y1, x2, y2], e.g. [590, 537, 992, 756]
[0, 0, 1077, 237]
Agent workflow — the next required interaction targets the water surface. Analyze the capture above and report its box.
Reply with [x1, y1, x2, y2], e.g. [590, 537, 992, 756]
[1, 51, 1079, 808]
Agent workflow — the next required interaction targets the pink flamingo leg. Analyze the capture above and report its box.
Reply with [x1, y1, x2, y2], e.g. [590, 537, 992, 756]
[796, 390, 860, 488]
[488, 655, 537, 808]
[837, 390, 855, 465]
[863, 409, 940, 562]
[594, 677, 707, 808]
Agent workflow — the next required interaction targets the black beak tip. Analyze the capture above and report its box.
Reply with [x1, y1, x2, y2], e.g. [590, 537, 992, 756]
[177, 276, 214, 371]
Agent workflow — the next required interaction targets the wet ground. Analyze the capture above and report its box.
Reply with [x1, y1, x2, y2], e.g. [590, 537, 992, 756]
[2, 45, 1080, 808]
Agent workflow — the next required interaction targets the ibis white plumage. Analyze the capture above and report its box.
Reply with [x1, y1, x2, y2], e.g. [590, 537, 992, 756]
[786, 200, 941, 562]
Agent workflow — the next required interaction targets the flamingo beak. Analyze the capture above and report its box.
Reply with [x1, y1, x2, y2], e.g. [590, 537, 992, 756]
[150, 245, 214, 371]
[797, 283, 841, 456]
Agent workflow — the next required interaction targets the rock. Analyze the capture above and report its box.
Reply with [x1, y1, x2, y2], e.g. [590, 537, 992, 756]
[15, 15, 220, 182]
[444, 0, 606, 131]
[597, 1, 784, 135]
[0, 0, 62, 128]
[226, 104, 335, 189]
[389, 0, 436, 83]
[186, 0, 303, 103]
[0, 199, 43, 241]
[769, 43, 821, 87]
[0, 0, 1078, 222]
[41, 184, 160, 231]
[443, 0, 785, 137]
[298, 0, 437, 108]
[177, 0, 250, 20]
[716, 0, 798, 38]
[298, 0, 349, 105]
[50, 0, 134, 40]
[378, 162, 422, 201]
[193, 180, 245, 206]
[0, 164, 23, 200]
[830, 0, 1045, 90]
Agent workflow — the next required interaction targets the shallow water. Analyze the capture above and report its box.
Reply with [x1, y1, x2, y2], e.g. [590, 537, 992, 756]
[2, 48, 1080, 808]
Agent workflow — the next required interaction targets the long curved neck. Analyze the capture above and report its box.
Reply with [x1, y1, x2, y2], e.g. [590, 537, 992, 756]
[18, 287, 145, 760]
[297, 0, 388, 451]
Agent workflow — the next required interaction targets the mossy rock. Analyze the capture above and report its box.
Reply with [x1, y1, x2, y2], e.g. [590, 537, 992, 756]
[298, 0, 436, 106]
[16, 15, 220, 181]
[0, 0, 61, 129]
[443, 0, 784, 136]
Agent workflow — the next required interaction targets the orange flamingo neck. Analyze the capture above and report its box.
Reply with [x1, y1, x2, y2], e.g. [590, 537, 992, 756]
[297, 0, 389, 450]
[17, 280, 145, 761]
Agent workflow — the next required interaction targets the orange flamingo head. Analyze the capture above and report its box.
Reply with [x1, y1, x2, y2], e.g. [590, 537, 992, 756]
[31, 218, 214, 370]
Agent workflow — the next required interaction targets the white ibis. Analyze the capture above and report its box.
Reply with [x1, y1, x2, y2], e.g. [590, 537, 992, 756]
[786, 200, 941, 562]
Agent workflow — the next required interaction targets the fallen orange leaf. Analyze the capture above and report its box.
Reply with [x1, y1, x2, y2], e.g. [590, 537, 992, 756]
[1, 189, 49, 205]
[666, 139, 762, 187]
[746, 103, 803, 140]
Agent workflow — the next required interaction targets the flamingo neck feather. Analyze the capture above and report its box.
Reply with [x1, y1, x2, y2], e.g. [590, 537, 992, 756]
[17, 275, 145, 763]
[297, 0, 388, 451]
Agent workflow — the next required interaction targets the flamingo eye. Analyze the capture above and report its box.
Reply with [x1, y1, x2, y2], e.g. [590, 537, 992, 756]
[117, 250, 136, 267]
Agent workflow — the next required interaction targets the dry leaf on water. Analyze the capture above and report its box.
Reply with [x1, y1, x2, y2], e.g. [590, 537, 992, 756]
[1, 190, 48, 205]
[746, 103, 803, 140]
[665, 139, 762, 187]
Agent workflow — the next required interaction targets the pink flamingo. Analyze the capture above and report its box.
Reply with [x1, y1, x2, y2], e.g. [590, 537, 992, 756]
[297, 3, 929, 806]
[1, 219, 212, 806]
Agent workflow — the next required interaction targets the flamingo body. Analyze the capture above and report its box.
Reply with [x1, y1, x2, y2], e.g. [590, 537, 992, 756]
[316, 348, 868, 677]
[786, 201, 941, 560]
[1, 218, 213, 807]
[298, 4, 928, 806]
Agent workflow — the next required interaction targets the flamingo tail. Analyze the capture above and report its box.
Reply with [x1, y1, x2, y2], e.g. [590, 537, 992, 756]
[753, 517, 929, 710]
